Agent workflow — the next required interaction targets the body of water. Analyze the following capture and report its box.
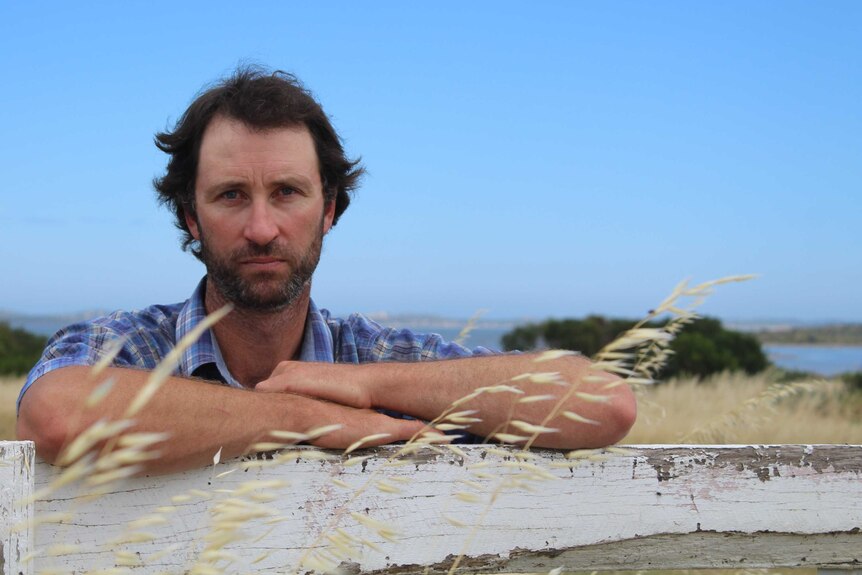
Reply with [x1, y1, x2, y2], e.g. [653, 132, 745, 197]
[763, 345, 862, 377]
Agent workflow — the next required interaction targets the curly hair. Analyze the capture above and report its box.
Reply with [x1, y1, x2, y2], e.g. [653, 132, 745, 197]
[153, 66, 364, 257]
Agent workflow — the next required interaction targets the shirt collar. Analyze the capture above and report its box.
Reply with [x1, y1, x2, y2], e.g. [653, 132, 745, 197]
[299, 299, 335, 362]
[177, 277, 335, 383]
[177, 277, 218, 379]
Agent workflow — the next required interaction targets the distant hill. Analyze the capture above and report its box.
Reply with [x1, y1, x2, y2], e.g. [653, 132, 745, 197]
[751, 324, 862, 346]
[4, 309, 861, 346]
[0, 310, 108, 337]
[363, 312, 519, 331]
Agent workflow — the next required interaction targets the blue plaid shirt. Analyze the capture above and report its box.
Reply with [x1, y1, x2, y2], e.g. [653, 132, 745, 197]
[20, 278, 495, 424]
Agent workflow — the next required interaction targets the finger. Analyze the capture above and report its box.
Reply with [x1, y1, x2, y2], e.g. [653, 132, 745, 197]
[386, 418, 428, 442]
[254, 379, 283, 392]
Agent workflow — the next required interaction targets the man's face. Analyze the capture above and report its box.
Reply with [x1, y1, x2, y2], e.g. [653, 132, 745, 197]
[187, 116, 335, 311]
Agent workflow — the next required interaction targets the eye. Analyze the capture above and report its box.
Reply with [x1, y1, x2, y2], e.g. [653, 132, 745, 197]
[277, 186, 298, 198]
[220, 189, 241, 201]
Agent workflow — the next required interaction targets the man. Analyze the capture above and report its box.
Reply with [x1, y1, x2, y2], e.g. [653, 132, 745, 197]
[17, 68, 636, 474]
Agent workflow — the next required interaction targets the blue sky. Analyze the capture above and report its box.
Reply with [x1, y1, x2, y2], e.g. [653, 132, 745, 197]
[1, 2, 860, 322]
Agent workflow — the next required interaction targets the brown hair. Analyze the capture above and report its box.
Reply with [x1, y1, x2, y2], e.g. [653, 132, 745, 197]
[153, 66, 364, 257]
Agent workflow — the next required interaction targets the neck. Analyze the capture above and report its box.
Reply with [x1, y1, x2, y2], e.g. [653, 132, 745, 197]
[204, 279, 310, 388]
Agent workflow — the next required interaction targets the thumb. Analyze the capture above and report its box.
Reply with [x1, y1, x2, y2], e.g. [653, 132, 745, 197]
[254, 379, 279, 392]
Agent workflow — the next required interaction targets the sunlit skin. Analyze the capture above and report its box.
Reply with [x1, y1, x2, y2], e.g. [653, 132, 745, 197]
[185, 116, 336, 386]
[188, 115, 334, 315]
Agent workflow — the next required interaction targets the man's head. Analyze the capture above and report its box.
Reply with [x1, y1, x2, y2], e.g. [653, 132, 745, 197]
[154, 66, 364, 259]
[188, 116, 334, 311]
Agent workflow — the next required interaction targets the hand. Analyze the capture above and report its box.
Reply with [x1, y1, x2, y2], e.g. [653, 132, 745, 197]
[300, 402, 428, 450]
[255, 361, 374, 409]
[257, 363, 446, 449]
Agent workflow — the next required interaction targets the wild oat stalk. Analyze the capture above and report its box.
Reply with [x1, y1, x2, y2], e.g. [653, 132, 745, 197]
[431, 275, 756, 574]
[453, 308, 489, 346]
[23, 276, 754, 575]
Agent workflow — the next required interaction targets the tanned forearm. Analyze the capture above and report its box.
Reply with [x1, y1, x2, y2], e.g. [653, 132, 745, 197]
[366, 354, 636, 448]
[17, 366, 424, 474]
[257, 354, 637, 448]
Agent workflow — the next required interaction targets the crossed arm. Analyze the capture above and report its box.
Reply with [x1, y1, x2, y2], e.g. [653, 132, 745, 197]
[17, 354, 636, 474]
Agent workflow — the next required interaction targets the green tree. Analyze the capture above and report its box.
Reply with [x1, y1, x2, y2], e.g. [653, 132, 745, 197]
[502, 315, 769, 380]
[663, 317, 768, 378]
[0, 321, 47, 376]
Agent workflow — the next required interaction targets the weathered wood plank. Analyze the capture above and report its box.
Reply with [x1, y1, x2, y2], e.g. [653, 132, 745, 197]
[21, 444, 861, 573]
[0, 441, 34, 575]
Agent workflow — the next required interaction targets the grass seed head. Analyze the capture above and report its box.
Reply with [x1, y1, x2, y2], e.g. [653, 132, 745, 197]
[344, 455, 372, 466]
[305, 423, 345, 439]
[454, 491, 483, 503]
[535, 349, 579, 362]
[85, 376, 117, 408]
[493, 432, 530, 443]
[509, 420, 560, 435]
[345, 432, 392, 454]
[443, 514, 469, 527]
[376, 480, 402, 494]
[269, 429, 310, 441]
[518, 394, 557, 403]
[561, 411, 601, 425]
[573, 391, 612, 403]
[434, 423, 469, 431]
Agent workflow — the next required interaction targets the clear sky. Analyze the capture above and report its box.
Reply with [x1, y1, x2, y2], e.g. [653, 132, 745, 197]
[1, 2, 860, 323]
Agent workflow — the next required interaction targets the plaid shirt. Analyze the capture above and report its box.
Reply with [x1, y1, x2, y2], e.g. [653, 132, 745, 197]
[20, 278, 494, 418]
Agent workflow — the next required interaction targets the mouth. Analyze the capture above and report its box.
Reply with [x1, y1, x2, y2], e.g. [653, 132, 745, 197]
[240, 257, 287, 270]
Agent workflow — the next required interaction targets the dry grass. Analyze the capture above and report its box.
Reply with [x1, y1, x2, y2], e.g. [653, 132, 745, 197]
[10, 276, 861, 574]
[9, 370, 861, 446]
[0, 376, 24, 440]
[624, 370, 862, 444]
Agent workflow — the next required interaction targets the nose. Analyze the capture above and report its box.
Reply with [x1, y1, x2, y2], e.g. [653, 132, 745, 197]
[243, 200, 279, 246]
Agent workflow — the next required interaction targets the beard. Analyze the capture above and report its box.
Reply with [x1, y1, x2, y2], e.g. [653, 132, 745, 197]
[198, 220, 324, 312]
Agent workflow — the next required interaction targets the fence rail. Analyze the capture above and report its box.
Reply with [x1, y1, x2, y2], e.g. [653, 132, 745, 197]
[2, 442, 861, 575]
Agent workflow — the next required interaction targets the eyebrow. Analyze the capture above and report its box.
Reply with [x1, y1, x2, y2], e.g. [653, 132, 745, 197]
[270, 174, 315, 190]
[200, 173, 317, 196]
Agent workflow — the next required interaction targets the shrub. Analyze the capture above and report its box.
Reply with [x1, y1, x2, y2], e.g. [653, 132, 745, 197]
[0, 321, 47, 376]
[502, 315, 769, 380]
[841, 371, 862, 393]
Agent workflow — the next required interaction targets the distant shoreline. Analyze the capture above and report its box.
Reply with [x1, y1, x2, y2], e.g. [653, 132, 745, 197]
[763, 342, 862, 349]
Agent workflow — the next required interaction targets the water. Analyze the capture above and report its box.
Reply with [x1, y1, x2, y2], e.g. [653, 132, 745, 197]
[763, 344, 862, 377]
[424, 327, 509, 351]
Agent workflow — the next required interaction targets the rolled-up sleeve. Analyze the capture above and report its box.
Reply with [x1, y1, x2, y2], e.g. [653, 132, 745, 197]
[17, 308, 177, 413]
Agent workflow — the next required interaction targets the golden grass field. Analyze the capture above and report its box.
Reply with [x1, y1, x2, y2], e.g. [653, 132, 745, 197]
[1, 376, 22, 440]
[625, 370, 862, 444]
[4, 371, 862, 444]
[3, 371, 855, 575]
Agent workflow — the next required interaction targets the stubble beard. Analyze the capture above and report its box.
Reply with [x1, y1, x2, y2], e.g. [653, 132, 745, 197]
[198, 220, 324, 313]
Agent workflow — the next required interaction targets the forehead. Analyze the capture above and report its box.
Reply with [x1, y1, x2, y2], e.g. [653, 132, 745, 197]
[196, 115, 320, 186]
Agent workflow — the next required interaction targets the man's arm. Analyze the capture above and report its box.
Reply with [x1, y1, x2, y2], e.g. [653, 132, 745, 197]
[256, 353, 637, 449]
[16, 366, 426, 474]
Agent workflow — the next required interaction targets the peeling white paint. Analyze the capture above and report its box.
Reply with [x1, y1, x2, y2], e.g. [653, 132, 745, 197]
[0, 441, 34, 575]
[1, 443, 860, 574]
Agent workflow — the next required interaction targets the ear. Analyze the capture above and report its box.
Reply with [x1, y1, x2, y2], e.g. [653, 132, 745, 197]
[184, 208, 201, 241]
[322, 199, 336, 235]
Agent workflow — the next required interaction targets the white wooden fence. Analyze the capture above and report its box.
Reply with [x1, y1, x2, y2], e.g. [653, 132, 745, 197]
[2, 441, 861, 575]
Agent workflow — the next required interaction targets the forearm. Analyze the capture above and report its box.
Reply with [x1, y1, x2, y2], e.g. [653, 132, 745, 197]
[259, 354, 637, 449]
[17, 366, 302, 473]
[17, 366, 423, 474]
[365, 353, 636, 448]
